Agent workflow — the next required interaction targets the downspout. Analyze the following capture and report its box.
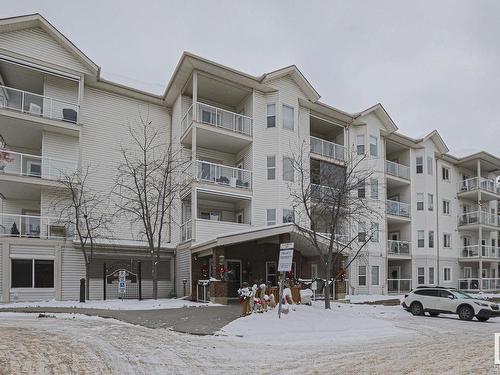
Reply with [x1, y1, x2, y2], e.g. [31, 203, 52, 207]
[435, 157, 440, 285]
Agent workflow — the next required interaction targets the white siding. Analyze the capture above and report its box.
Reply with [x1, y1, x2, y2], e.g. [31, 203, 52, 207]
[175, 246, 191, 296]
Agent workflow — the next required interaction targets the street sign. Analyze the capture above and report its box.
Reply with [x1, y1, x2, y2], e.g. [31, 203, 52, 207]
[278, 249, 294, 272]
[280, 242, 294, 250]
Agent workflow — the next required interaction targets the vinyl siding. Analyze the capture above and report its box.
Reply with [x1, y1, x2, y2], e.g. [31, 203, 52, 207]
[60, 246, 86, 300]
[175, 246, 191, 296]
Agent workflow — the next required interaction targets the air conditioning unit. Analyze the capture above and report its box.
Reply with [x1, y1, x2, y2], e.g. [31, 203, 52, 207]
[29, 103, 42, 115]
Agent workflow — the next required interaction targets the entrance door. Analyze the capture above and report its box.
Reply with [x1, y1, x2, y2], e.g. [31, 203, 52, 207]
[225, 260, 242, 297]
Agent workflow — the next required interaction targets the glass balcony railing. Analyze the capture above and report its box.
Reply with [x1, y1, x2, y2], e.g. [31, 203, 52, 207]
[0, 213, 71, 239]
[458, 177, 500, 195]
[386, 200, 410, 218]
[457, 211, 499, 227]
[387, 240, 411, 255]
[310, 136, 345, 162]
[196, 160, 252, 190]
[386, 160, 410, 180]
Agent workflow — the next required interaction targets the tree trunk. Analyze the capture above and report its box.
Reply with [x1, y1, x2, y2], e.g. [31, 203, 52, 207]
[324, 261, 331, 309]
[85, 262, 90, 301]
[152, 258, 158, 299]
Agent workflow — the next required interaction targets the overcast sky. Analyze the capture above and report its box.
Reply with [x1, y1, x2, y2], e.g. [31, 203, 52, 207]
[2, 1, 499, 156]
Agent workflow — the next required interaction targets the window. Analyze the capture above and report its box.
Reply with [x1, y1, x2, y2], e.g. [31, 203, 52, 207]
[267, 156, 276, 180]
[200, 211, 220, 221]
[357, 180, 366, 198]
[442, 167, 450, 181]
[443, 233, 451, 248]
[358, 265, 367, 286]
[370, 222, 379, 242]
[266, 104, 276, 128]
[427, 156, 433, 176]
[428, 193, 434, 211]
[266, 261, 277, 284]
[418, 267, 425, 285]
[369, 136, 378, 157]
[414, 289, 439, 297]
[282, 156, 294, 182]
[443, 200, 450, 215]
[416, 193, 424, 211]
[428, 230, 434, 248]
[417, 230, 425, 248]
[443, 267, 452, 281]
[11, 259, 54, 288]
[266, 209, 277, 226]
[282, 104, 294, 130]
[371, 266, 380, 286]
[357, 222, 366, 242]
[370, 178, 378, 199]
[283, 208, 294, 223]
[416, 156, 423, 174]
[429, 267, 435, 285]
[356, 135, 365, 155]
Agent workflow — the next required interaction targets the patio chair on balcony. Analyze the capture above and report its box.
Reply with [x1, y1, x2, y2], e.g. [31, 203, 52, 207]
[216, 176, 229, 185]
[62, 108, 77, 123]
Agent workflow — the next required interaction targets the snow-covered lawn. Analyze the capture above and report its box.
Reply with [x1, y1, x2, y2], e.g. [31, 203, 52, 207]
[344, 294, 404, 303]
[0, 298, 221, 310]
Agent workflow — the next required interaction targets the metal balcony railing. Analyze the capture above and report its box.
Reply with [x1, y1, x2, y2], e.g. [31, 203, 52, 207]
[458, 177, 500, 195]
[196, 160, 252, 189]
[457, 211, 499, 227]
[386, 200, 411, 218]
[197, 103, 252, 136]
[459, 278, 500, 291]
[0, 85, 79, 123]
[310, 136, 345, 162]
[0, 149, 77, 180]
[386, 160, 410, 180]
[387, 240, 411, 255]
[0, 213, 71, 239]
[387, 279, 412, 293]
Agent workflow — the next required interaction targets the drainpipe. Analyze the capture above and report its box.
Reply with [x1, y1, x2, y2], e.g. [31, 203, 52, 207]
[435, 157, 440, 285]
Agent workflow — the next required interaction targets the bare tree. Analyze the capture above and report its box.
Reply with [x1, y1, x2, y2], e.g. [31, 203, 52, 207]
[113, 112, 190, 299]
[289, 142, 382, 309]
[54, 166, 113, 300]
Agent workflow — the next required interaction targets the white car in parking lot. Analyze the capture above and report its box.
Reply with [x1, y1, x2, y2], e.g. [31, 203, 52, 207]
[402, 286, 500, 322]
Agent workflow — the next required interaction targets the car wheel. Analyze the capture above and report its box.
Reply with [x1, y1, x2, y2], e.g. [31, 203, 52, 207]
[429, 312, 440, 317]
[410, 302, 424, 316]
[477, 316, 489, 322]
[458, 305, 474, 321]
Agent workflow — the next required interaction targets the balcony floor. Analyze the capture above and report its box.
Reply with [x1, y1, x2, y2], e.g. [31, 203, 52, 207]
[181, 122, 252, 154]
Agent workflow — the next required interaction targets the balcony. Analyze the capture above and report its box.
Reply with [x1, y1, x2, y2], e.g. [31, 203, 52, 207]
[180, 219, 192, 242]
[386, 160, 410, 180]
[387, 240, 411, 256]
[460, 245, 500, 259]
[459, 278, 500, 291]
[0, 149, 77, 181]
[182, 103, 252, 137]
[310, 136, 345, 163]
[196, 160, 252, 190]
[0, 85, 79, 124]
[457, 211, 499, 228]
[0, 213, 70, 239]
[458, 177, 500, 195]
[386, 200, 410, 218]
[387, 279, 412, 293]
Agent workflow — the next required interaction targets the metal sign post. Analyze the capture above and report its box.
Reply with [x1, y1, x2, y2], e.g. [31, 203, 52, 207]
[277, 242, 294, 318]
[118, 270, 126, 299]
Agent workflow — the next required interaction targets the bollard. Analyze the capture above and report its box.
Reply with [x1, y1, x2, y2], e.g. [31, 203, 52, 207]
[138, 261, 142, 301]
[182, 278, 187, 297]
[79, 278, 86, 303]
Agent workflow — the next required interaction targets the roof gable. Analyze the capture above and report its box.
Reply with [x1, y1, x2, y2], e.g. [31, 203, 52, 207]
[354, 103, 398, 132]
[0, 14, 98, 75]
[261, 65, 320, 102]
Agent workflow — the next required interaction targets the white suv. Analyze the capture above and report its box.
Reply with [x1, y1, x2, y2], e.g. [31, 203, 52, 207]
[402, 287, 500, 322]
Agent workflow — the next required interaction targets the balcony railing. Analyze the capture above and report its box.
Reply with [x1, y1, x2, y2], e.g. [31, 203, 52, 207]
[459, 278, 500, 291]
[310, 136, 345, 162]
[196, 160, 252, 189]
[460, 245, 500, 259]
[460, 245, 480, 258]
[0, 149, 77, 180]
[311, 183, 338, 203]
[457, 211, 499, 227]
[197, 103, 252, 136]
[458, 177, 500, 195]
[386, 160, 410, 180]
[387, 279, 412, 293]
[0, 85, 79, 123]
[386, 200, 410, 218]
[180, 219, 192, 242]
[387, 240, 410, 255]
[0, 213, 71, 239]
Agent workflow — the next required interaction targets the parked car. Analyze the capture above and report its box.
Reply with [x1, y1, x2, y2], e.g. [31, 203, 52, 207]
[402, 286, 500, 322]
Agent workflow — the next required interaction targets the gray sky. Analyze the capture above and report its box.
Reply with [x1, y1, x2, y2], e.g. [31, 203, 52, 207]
[2, 1, 499, 156]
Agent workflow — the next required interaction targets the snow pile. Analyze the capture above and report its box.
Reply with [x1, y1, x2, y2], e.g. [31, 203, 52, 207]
[0, 298, 222, 311]
[219, 302, 412, 345]
[345, 294, 404, 303]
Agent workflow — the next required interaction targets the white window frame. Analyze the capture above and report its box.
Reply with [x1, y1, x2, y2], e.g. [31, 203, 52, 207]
[442, 166, 450, 181]
[283, 208, 294, 224]
[371, 265, 380, 286]
[443, 233, 451, 248]
[417, 230, 425, 248]
[10, 258, 55, 289]
[443, 267, 452, 281]
[358, 265, 367, 286]
[266, 155, 276, 180]
[416, 193, 424, 211]
[443, 199, 450, 215]
[266, 208, 277, 226]
[417, 267, 425, 285]
[282, 104, 294, 131]
[416, 156, 424, 174]
[266, 103, 276, 128]
[356, 134, 365, 155]
[369, 135, 378, 157]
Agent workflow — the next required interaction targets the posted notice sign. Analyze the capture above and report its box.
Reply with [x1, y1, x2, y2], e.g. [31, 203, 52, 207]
[278, 243, 294, 272]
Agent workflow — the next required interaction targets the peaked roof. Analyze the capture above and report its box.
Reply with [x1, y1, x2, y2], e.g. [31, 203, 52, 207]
[353, 103, 398, 132]
[0, 13, 99, 75]
[421, 130, 449, 155]
[261, 65, 321, 102]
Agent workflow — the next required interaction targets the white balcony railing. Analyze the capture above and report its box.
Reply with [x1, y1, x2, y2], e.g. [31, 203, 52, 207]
[457, 211, 499, 227]
[387, 279, 412, 293]
[387, 240, 411, 255]
[0, 149, 77, 180]
[196, 160, 252, 190]
[386, 160, 410, 180]
[0, 85, 79, 123]
[386, 200, 410, 218]
[197, 103, 252, 136]
[310, 136, 345, 162]
[180, 219, 192, 242]
[482, 278, 500, 291]
[459, 278, 500, 291]
[460, 245, 480, 258]
[460, 245, 500, 259]
[458, 177, 500, 195]
[0, 213, 71, 239]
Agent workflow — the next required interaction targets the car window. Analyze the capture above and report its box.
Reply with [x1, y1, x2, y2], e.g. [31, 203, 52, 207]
[414, 289, 439, 297]
[438, 290, 453, 298]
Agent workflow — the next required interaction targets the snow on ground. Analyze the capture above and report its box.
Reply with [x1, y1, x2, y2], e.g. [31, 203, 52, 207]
[344, 294, 404, 303]
[219, 301, 412, 345]
[0, 297, 221, 310]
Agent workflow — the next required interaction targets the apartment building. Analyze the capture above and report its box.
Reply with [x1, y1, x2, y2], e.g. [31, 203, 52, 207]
[0, 14, 498, 303]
